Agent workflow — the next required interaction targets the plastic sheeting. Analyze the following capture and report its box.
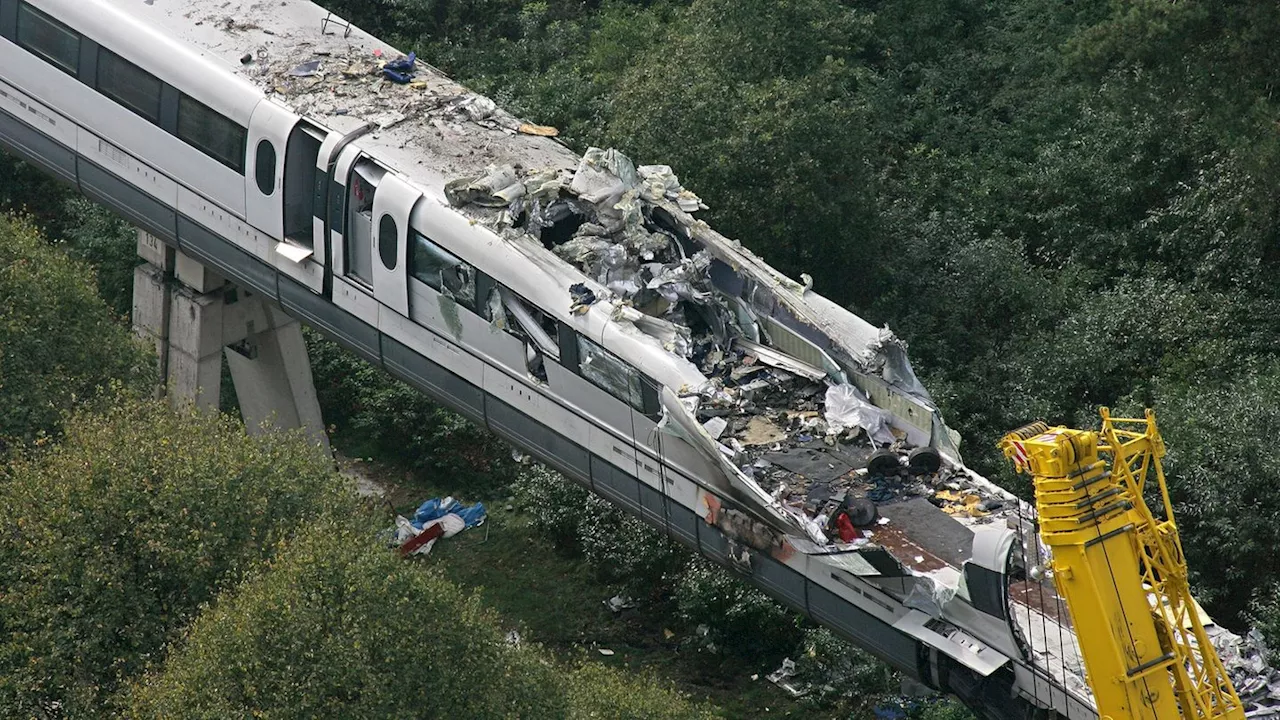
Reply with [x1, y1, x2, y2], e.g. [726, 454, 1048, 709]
[824, 383, 896, 445]
[411, 496, 486, 530]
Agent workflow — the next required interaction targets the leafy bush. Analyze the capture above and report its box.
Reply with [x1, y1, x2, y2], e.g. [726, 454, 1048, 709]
[513, 462, 591, 547]
[0, 397, 355, 716]
[1149, 365, 1280, 623]
[514, 463, 684, 596]
[563, 661, 720, 720]
[577, 493, 685, 597]
[0, 213, 151, 452]
[129, 517, 719, 719]
[53, 196, 141, 316]
[792, 627, 897, 709]
[673, 557, 804, 661]
[1249, 582, 1280, 665]
[307, 331, 518, 495]
[912, 699, 980, 720]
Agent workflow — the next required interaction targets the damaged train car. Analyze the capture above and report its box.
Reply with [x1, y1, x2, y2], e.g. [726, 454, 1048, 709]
[6, 0, 1280, 717]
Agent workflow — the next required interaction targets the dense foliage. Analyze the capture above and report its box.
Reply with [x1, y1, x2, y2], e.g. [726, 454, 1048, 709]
[0, 213, 150, 453]
[305, 0, 1280, 631]
[129, 516, 718, 720]
[0, 397, 354, 716]
[0, 157, 140, 315]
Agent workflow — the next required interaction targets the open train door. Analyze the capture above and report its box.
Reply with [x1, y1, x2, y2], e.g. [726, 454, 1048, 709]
[370, 171, 419, 317]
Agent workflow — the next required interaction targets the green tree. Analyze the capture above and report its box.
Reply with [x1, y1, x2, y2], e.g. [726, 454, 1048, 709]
[0, 397, 355, 716]
[0, 213, 151, 453]
[1143, 365, 1280, 623]
[128, 517, 719, 720]
[598, 0, 882, 305]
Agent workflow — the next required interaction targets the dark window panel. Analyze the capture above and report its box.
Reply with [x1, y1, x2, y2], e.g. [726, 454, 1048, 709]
[16, 2, 79, 75]
[97, 48, 161, 124]
[177, 93, 246, 173]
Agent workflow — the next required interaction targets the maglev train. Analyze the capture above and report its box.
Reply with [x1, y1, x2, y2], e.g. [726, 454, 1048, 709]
[0, 0, 1097, 717]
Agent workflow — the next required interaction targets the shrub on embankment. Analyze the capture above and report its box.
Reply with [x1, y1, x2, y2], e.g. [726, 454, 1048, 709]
[127, 516, 720, 720]
[0, 212, 150, 454]
[0, 397, 352, 717]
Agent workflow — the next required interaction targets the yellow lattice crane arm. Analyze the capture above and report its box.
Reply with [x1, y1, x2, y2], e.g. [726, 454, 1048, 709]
[999, 408, 1244, 720]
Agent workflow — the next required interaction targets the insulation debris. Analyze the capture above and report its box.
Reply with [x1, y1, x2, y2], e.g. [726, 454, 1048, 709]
[1210, 628, 1280, 717]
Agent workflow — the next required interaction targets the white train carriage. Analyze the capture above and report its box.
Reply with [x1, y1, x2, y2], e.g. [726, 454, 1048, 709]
[0, 1, 1101, 717]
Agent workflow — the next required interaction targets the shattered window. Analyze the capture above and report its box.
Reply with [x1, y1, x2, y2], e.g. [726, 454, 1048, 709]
[577, 336, 643, 410]
[500, 289, 560, 360]
[411, 232, 475, 308]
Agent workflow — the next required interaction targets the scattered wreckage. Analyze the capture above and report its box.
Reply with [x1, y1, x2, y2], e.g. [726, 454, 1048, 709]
[390, 497, 486, 557]
[441, 147, 1280, 718]
[444, 145, 1020, 557]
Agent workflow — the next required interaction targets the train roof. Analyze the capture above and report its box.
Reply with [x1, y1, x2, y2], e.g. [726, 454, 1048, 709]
[114, 0, 580, 189]
[116, 0, 905, 377]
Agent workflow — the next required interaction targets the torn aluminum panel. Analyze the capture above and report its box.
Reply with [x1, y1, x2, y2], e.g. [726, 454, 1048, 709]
[659, 387, 819, 543]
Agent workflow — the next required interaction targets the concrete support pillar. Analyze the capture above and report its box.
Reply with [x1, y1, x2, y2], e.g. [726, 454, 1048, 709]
[225, 303, 329, 452]
[166, 283, 225, 410]
[131, 230, 175, 394]
[131, 229, 328, 451]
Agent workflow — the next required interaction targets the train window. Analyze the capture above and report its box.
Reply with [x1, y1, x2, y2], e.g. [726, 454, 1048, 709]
[499, 288, 559, 360]
[577, 336, 643, 410]
[254, 140, 276, 195]
[410, 232, 475, 308]
[178, 94, 247, 173]
[378, 214, 398, 270]
[97, 49, 162, 125]
[16, 3, 79, 75]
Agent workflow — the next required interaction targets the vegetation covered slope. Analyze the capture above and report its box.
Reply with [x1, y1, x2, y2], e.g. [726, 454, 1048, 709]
[0, 214, 149, 452]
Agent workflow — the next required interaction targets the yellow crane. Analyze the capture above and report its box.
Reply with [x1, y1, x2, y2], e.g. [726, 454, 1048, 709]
[999, 408, 1244, 720]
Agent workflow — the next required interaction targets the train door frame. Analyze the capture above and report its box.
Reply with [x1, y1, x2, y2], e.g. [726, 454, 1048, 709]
[244, 98, 296, 240]
[370, 170, 417, 317]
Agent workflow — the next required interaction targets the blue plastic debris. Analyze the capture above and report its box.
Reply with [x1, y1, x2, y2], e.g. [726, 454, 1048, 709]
[381, 51, 416, 83]
[872, 705, 907, 720]
[411, 496, 486, 530]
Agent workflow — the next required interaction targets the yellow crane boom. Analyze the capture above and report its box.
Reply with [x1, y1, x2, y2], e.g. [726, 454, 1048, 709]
[999, 408, 1244, 720]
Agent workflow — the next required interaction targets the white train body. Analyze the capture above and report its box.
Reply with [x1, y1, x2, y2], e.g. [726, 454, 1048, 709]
[0, 1, 1100, 717]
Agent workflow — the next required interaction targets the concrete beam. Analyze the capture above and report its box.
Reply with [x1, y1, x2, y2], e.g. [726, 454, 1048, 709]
[131, 236, 328, 451]
[225, 303, 329, 452]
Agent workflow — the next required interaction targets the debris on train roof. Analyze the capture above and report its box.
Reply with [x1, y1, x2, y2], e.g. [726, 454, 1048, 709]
[288, 59, 321, 77]
[380, 51, 417, 83]
[518, 123, 559, 137]
[247, 44, 541, 143]
[1211, 628, 1280, 716]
